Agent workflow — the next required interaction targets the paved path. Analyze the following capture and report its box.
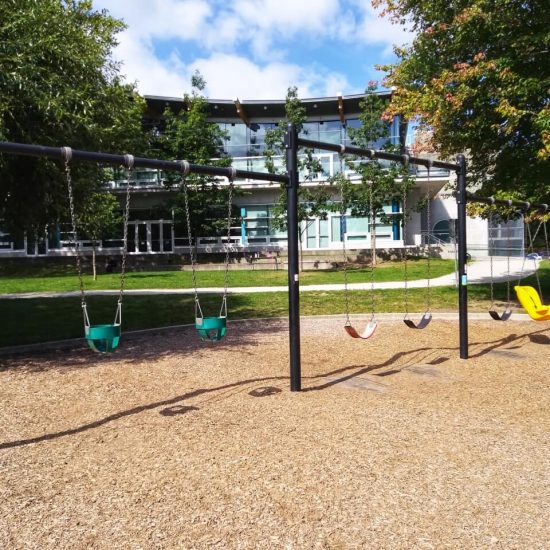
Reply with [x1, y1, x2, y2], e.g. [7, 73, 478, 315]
[2, 257, 540, 299]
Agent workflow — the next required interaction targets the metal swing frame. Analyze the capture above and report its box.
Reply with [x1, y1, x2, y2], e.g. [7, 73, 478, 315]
[401, 159, 433, 330]
[180, 162, 236, 342]
[63, 147, 133, 353]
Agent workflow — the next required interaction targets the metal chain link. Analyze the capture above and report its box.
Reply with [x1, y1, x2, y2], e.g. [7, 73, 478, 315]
[425, 167, 432, 312]
[369, 180, 376, 320]
[64, 155, 86, 309]
[488, 210, 495, 307]
[221, 177, 234, 306]
[339, 173, 351, 325]
[181, 175, 199, 304]
[505, 217, 511, 306]
[117, 163, 133, 307]
[526, 221, 544, 298]
[402, 182, 409, 316]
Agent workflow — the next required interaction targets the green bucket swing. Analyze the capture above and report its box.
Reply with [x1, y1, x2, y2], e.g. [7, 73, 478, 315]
[181, 162, 235, 342]
[63, 147, 133, 354]
[83, 300, 122, 353]
[195, 297, 227, 341]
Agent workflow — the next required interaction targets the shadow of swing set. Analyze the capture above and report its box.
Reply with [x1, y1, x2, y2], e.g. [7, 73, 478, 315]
[0, 131, 548, 391]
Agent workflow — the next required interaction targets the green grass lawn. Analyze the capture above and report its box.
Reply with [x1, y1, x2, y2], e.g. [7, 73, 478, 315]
[0, 258, 453, 294]
[0, 261, 547, 348]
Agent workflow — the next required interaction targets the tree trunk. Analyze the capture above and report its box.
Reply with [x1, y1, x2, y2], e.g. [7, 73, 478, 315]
[92, 245, 97, 281]
[299, 232, 304, 273]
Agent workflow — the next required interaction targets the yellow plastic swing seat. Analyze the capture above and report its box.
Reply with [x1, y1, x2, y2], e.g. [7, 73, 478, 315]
[514, 286, 550, 321]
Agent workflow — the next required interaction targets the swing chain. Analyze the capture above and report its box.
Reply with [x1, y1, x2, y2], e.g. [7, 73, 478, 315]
[425, 163, 432, 312]
[181, 168, 199, 305]
[488, 209, 496, 307]
[369, 179, 376, 321]
[402, 181, 409, 316]
[63, 147, 86, 309]
[221, 170, 235, 311]
[117, 154, 134, 308]
[338, 173, 352, 325]
[526, 220, 544, 298]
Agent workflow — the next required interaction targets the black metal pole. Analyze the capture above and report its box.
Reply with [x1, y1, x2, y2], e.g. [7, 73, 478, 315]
[284, 123, 301, 392]
[456, 154, 468, 359]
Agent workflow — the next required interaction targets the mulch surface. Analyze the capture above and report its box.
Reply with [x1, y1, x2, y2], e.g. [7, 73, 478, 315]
[1, 317, 549, 549]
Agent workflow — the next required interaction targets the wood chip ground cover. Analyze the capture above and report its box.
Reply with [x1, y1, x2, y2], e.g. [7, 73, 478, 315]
[0, 318, 548, 549]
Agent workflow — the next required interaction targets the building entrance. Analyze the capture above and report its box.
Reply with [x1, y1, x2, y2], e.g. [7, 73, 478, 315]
[128, 221, 173, 253]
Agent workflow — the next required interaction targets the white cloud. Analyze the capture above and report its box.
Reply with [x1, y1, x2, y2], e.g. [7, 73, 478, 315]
[349, 1, 413, 53]
[104, 0, 212, 41]
[127, 51, 350, 99]
[92, 0, 411, 98]
[189, 53, 351, 99]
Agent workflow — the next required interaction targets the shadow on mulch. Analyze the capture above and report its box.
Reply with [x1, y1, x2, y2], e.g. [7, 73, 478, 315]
[0, 322, 545, 451]
[0, 375, 289, 451]
[0, 319, 289, 373]
[304, 326, 548, 391]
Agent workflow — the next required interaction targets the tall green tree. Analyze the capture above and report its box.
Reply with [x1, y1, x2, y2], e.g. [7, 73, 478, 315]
[263, 86, 330, 269]
[376, 0, 550, 202]
[76, 192, 122, 280]
[159, 72, 234, 246]
[0, 0, 146, 237]
[335, 82, 415, 263]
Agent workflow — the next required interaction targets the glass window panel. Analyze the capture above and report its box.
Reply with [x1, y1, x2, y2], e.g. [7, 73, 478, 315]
[331, 216, 342, 242]
[225, 123, 248, 157]
[301, 122, 319, 141]
[346, 216, 369, 233]
[319, 219, 329, 248]
[244, 205, 269, 218]
[306, 220, 316, 248]
[319, 120, 342, 145]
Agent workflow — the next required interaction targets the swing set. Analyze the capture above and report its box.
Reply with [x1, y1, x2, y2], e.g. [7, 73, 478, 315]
[1, 131, 547, 391]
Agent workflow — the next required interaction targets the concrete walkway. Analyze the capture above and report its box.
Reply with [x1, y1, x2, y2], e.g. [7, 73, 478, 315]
[2, 257, 539, 299]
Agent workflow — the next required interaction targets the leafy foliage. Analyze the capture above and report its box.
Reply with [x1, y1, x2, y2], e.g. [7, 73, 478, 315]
[328, 84, 416, 259]
[376, 0, 550, 203]
[0, 0, 146, 235]
[263, 86, 331, 234]
[76, 191, 122, 279]
[157, 72, 235, 240]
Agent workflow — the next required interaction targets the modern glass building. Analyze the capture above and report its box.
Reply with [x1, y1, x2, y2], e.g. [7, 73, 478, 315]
[2, 92, 465, 258]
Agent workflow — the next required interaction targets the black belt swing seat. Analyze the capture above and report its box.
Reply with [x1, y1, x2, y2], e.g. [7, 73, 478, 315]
[401, 159, 433, 330]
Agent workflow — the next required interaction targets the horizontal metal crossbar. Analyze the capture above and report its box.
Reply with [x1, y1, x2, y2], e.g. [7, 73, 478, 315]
[465, 192, 548, 213]
[296, 137, 461, 172]
[0, 141, 289, 184]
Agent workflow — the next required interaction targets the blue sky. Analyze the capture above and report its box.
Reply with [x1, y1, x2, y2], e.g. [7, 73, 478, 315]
[92, 0, 413, 100]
